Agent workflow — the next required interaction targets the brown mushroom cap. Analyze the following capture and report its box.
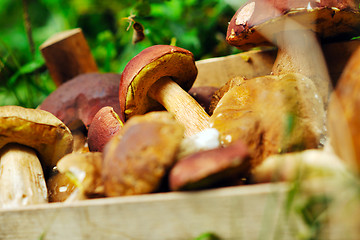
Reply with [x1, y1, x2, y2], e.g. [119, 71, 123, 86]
[119, 45, 198, 120]
[39, 73, 122, 130]
[169, 139, 250, 191]
[226, 0, 360, 50]
[103, 111, 184, 196]
[47, 171, 77, 202]
[57, 152, 104, 198]
[0, 106, 73, 169]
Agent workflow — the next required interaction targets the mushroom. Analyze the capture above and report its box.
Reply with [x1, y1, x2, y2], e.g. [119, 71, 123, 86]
[210, 73, 326, 169]
[0, 106, 73, 207]
[87, 106, 124, 152]
[328, 45, 360, 173]
[226, 0, 360, 104]
[119, 45, 209, 136]
[103, 111, 184, 196]
[250, 149, 347, 183]
[40, 28, 98, 86]
[55, 152, 104, 201]
[47, 170, 77, 203]
[39, 73, 122, 130]
[38, 73, 122, 152]
[169, 139, 250, 191]
[208, 76, 246, 114]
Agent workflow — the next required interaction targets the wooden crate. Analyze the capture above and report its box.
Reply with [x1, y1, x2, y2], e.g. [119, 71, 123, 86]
[0, 184, 293, 240]
[1, 40, 360, 240]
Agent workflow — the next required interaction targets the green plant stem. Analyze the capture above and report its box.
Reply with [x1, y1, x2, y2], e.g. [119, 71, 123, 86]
[22, 0, 35, 106]
[22, 0, 35, 57]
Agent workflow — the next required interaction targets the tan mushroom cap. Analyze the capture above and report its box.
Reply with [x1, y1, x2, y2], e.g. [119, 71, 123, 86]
[119, 45, 198, 120]
[0, 106, 73, 169]
[57, 152, 104, 198]
[103, 111, 184, 196]
[226, 0, 360, 50]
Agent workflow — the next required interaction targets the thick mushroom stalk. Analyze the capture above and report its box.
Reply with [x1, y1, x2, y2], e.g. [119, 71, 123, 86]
[0, 144, 47, 208]
[0, 106, 73, 208]
[147, 77, 210, 136]
[226, 0, 360, 104]
[40, 28, 98, 86]
[119, 45, 210, 137]
[271, 29, 329, 103]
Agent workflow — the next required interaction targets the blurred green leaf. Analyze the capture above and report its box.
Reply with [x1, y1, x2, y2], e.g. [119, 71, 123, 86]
[9, 58, 44, 86]
[0, 0, 238, 107]
[134, 0, 151, 17]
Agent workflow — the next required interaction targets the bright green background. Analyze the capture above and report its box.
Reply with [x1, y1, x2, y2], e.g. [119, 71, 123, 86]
[0, 0, 245, 108]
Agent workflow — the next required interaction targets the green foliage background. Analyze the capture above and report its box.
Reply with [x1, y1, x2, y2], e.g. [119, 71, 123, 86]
[0, 0, 245, 108]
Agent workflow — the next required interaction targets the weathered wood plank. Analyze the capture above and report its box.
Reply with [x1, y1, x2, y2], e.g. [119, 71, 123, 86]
[0, 184, 295, 240]
[195, 40, 360, 88]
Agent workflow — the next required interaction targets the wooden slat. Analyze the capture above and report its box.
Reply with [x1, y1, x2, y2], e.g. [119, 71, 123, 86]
[195, 40, 360, 89]
[195, 47, 277, 88]
[0, 184, 296, 240]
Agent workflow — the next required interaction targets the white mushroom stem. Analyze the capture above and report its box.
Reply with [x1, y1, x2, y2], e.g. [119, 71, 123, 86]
[271, 29, 330, 104]
[148, 76, 210, 137]
[0, 144, 48, 208]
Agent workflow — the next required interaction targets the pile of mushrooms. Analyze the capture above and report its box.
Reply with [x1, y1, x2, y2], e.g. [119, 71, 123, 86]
[2, 0, 360, 208]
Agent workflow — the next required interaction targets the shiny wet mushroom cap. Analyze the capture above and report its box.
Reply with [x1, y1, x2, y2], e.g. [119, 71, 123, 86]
[0, 105, 73, 207]
[0, 106, 73, 169]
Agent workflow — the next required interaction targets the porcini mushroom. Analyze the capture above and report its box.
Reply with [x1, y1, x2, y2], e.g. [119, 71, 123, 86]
[38, 72, 122, 130]
[0, 106, 73, 207]
[47, 152, 104, 202]
[103, 111, 184, 196]
[210, 73, 326, 169]
[119, 45, 209, 136]
[87, 106, 124, 152]
[40, 28, 98, 86]
[226, 0, 360, 103]
[328, 45, 360, 173]
[169, 139, 250, 191]
[250, 149, 347, 183]
[56, 152, 104, 200]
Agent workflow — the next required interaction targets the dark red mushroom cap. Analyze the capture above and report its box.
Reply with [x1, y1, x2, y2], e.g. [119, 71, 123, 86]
[169, 139, 250, 191]
[119, 45, 198, 120]
[226, 0, 360, 50]
[88, 106, 123, 152]
[39, 73, 122, 129]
